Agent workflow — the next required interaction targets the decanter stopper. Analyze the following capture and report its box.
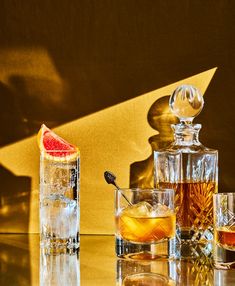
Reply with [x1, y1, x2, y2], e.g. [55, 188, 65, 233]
[169, 85, 204, 124]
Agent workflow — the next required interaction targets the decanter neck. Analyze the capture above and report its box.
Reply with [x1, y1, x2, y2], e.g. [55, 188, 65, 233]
[171, 123, 201, 146]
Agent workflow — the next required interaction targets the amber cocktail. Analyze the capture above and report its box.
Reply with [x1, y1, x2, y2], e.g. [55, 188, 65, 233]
[215, 226, 235, 251]
[115, 189, 176, 260]
[214, 193, 235, 269]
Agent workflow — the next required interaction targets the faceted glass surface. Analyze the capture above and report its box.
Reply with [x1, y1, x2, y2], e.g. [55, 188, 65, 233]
[154, 130, 218, 259]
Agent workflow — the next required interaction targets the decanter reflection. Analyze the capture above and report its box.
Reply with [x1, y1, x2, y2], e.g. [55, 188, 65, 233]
[154, 85, 218, 259]
[178, 257, 214, 286]
[40, 248, 80, 286]
[214, 268, 235, 285]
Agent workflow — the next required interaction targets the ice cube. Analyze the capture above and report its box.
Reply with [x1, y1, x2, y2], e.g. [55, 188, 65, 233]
[123, 201, 153, 217]
[152, 203, 172, 217]
[43, 161, 76, 191]
[41, 195, 78, 238]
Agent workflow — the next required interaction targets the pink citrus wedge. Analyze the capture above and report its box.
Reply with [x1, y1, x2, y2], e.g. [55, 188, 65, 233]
[37, 124, 78, 161]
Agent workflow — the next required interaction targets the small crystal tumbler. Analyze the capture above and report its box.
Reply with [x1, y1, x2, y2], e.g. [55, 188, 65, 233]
[115, 188, 176, 260]
[154, 85, 218, 259]
[213, 193, 235, 269]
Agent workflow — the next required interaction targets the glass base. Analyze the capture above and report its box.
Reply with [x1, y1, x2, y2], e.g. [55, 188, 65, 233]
[179, 228, 213, 260]
[40, 234, 79, 252]
[179, 240, 212, 260]
[213, 243, 235, 270]
[116, 237, 176, 260]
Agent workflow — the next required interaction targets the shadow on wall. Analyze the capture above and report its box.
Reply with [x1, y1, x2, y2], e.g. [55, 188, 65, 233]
[0, 164, 31, 233]
[0, 73, 78, 147]
[0, 1, 234, 195]
[0, 81, 27, 146]
[130, 96, 178, 188]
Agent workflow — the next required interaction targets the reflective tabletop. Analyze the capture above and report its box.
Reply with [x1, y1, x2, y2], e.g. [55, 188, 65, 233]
[0, 234, 235, 285]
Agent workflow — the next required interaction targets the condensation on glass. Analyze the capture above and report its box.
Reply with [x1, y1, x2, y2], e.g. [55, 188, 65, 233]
[40, 150, 80, 250]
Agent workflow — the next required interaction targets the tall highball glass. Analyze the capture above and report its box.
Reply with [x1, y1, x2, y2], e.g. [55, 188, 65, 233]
[40, 150, 80, 250]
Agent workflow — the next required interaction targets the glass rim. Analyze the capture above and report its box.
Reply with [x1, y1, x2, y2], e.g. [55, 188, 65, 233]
[40, 150, 79, 161]
[116, 188, 174, 194]
[213, 192, 235, 196]
[40, 150, 79, 153]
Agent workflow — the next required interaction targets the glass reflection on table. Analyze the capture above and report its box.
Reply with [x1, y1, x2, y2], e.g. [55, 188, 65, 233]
[116, 257, 217, 286]
[40, 248, 80, 286]
[214, 268, 235, 286]
[1, 235, 235, 286]
[0, 235, 31, 285]
[116, 259, 177, 285]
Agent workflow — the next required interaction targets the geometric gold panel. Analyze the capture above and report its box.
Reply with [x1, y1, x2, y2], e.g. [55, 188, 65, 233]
[0, 67, 217, 234]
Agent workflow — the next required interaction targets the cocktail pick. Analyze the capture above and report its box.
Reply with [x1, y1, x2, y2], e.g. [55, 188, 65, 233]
[104, 171, 132, 206]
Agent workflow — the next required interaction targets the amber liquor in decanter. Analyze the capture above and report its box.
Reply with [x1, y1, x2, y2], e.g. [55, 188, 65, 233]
[154, 85, 218, 259]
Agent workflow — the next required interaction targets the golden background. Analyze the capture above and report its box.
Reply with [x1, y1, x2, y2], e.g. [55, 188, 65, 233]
[0, 1, 234, 235]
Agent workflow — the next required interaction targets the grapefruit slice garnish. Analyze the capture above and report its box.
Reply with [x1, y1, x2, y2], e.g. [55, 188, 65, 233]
[37, 124, 79, 161]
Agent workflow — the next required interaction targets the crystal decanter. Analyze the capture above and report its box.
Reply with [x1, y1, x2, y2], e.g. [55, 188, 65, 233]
[154, 85, 218, 259]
